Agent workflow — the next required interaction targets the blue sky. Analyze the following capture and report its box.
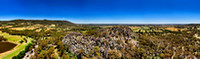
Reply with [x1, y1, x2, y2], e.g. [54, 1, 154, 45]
[0, 0, 200, 24]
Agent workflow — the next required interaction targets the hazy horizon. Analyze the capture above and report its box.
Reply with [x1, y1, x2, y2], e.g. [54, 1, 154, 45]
[1, 19, 200, 24]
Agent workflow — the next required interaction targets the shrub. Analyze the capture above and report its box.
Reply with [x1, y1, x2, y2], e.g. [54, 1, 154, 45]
[12, 56, 19, 59]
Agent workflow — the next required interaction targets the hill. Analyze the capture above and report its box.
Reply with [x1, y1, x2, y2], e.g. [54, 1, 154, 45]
[62, 26, 138, 58]
[0, 19, 75, 26]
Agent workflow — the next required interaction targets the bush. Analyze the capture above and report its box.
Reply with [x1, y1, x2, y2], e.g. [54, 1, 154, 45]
[160, 53, 165, 58]
[12, 56, 19, 59]
[12, 43, 32, 59]
[18, 51, 25, 58]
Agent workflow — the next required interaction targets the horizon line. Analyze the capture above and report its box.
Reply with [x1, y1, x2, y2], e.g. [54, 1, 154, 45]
[0, 19, 200, 24]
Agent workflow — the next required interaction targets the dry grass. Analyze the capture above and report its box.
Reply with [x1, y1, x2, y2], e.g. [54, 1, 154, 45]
[165, 27, 187, 32]
[100, 26, 113, 28]
[194, 34, 200, 39]
[165, 27, 179, 31]
[10, 26, 38, 30]
[9, 24, 43, 30]
[35, 29, 42, 32]
[179, 28, 187, 31]
[198, 27, 200, 30]
[129, 26, 141, 30]
[10, 27, 26, 30]
[0, 26, 13, 29]
[5, 26, 13, 28]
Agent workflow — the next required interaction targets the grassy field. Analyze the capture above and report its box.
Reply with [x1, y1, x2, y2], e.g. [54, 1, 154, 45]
[0, 31, 26, 42]
[0, 31, 33, 59]
[10, 27, 37, 30]
[165, 27, 179, 31]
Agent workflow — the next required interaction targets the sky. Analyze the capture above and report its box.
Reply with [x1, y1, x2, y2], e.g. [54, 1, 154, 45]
[0, 0, 200, 24]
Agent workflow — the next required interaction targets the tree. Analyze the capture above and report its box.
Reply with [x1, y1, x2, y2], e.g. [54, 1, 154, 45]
[76, 49, 85, 59]
[48, 47, 55, 55]
[23, 38, 27, 43]
[17, 51, 25, 58]
[19, 40, 24, 44]
[0, 36, 3, 41]
[38, 53, 45, 59]
[57, 41, 64, 52]
[0, 36, 7, 41]
[50, 54, 56, 59]
[107, 50, 122, 59]
[12, 56, 19, 59]
[61, 54, 69, 59]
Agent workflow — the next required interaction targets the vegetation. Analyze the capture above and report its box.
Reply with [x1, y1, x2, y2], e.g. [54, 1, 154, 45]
[0, 31, 26, 42]
[0, 20, 200, 59]
[12, 43, 32, 59]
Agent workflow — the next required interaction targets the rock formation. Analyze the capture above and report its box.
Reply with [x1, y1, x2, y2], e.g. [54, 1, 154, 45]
[62, 26, 138, 58]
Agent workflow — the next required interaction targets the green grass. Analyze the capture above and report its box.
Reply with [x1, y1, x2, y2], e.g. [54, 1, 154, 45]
[132, 29, 140, 32]
[0, 31, 25, 42]
[142, 27, 150, 30]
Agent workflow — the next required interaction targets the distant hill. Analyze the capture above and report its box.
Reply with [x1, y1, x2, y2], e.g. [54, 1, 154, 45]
[0, 19, 75, 26]
[187, 24, 200, 26]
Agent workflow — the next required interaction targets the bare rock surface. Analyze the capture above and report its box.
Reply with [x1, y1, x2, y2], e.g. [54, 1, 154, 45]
[62, 26, 138, 58]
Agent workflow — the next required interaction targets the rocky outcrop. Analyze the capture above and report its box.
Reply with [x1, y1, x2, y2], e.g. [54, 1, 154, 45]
[62, 26, 138, 58]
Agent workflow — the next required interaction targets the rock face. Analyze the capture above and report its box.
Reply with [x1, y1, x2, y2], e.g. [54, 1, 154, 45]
[62, 26, 138, 58]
